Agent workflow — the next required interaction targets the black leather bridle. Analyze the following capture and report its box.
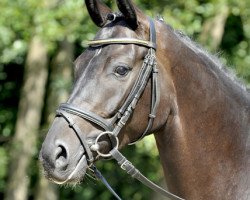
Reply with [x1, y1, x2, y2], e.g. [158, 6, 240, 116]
[55, 17, 184, 200]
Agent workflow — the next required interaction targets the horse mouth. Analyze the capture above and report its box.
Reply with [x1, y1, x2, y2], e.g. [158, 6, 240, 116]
[54, 155, 88, 185]
[40, 151, 88, 185]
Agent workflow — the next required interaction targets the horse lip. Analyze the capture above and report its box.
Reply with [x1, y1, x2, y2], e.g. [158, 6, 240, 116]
[40, 148, 88, 185]
[51, 154, 88, 185]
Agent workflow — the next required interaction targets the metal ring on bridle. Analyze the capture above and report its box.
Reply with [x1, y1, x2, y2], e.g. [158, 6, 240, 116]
[94, 132, 119, 158]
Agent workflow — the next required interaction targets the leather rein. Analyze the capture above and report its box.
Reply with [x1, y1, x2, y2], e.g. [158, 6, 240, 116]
[56, 18, 184, 200]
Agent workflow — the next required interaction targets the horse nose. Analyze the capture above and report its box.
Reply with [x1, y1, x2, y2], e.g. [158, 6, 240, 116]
[54, 142, 69, 170]
[39, 140, 69, 172]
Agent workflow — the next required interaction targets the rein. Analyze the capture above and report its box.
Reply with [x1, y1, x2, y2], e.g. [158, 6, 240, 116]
[56, 18, 184, 200]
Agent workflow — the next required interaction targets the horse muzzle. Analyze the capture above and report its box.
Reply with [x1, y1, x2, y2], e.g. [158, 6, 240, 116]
[39, 115, 117, 185]
[39, 118, 89, 184]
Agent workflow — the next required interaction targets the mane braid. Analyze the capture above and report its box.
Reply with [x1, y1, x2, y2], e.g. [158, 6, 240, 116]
[174, 30, 248, 92]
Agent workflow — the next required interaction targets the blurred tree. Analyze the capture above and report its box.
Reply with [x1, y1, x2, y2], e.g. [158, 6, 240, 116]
[1, 0, 89, 199]
[35, 39, 74, 200]
[199, 2, 229, 51]
[4, 36, 48, 200]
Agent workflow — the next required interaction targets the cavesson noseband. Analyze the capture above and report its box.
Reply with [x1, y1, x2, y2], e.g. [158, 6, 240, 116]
[56, 18, 184, 200]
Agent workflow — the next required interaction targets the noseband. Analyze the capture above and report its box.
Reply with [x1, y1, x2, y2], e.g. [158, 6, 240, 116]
[56, 18, 184, 200]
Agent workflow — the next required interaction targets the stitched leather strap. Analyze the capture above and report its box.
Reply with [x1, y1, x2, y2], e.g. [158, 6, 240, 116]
[59, 103, 113, 131]
[149, 16, 157, 48]
[87, 17, 157, 50]
[113, 50, 156, 138]
[56, 110, 94, 163]
[110, 149, 184, 200]
[88, 38, 156, 50]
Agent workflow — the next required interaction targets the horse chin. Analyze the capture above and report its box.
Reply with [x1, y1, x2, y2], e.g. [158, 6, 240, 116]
[42, 154, 88, 186]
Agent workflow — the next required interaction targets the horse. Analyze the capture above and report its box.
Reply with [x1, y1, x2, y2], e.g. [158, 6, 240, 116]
[39, 0, 250, 199]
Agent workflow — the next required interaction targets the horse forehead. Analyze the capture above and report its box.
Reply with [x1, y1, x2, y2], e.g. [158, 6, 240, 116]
[96, 22, 137, 39]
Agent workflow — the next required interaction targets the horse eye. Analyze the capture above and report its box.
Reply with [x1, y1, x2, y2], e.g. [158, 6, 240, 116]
[114, 66, 130, 76]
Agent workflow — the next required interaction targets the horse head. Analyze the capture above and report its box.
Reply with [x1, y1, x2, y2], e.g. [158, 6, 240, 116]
[39, 0, 174, 185]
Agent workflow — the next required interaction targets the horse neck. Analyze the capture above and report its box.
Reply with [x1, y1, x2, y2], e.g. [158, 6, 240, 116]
[154, 28, 250, 199]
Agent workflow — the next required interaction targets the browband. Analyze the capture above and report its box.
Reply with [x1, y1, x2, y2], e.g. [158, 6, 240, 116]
[87, 38, 156, 50]
[87, 17, 157, 50]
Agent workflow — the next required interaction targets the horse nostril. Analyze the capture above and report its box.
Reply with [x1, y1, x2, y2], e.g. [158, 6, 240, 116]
[55, 145, 68, 170]
[56, 145, 67, 159]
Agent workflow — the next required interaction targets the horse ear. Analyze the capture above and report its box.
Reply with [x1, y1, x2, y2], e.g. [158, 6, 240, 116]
[85, 0, 112, 27]
[116, 0, 138, 30]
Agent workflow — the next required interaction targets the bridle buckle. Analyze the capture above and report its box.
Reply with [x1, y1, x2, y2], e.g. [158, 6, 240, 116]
[120, 160, 131, 170]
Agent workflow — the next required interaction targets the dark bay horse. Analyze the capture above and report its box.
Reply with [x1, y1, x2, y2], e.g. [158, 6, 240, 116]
[40, 0, 250, 199]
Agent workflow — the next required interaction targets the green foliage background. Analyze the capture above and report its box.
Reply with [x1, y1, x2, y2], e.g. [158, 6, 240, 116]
[0, 0, 249, 199]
